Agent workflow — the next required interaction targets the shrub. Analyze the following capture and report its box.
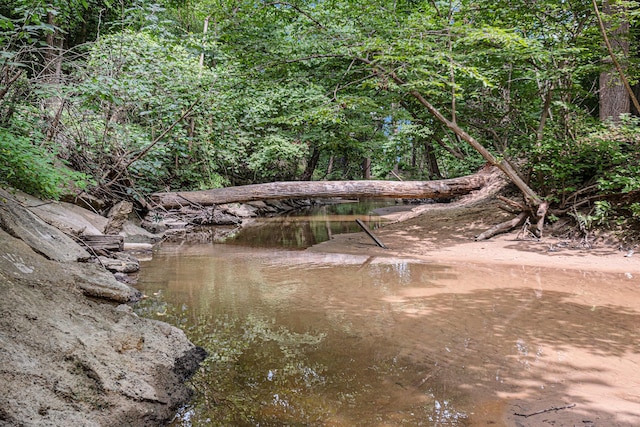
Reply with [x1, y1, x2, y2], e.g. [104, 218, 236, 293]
[0, 128, 90, 199]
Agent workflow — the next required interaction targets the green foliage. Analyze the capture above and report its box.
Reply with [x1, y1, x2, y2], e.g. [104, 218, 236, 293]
[592, 200, 613, 226]
[64, 29, 220, 191]
[247, 135, 308, 180]
[628, 203, 640, 219]
[0, 127, 90, 198]
[530, 114, 640, 205]
[1, 0, 640, 220]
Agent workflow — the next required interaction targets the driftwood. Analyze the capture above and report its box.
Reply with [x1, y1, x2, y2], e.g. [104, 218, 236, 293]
[477, 199, 549, 241]
[152, 169, 496, 209]
[355, 219, 387, 249]
[514, 403, 576, 418]
[475, 212, 528, 241]
[81, 235, 124, 252]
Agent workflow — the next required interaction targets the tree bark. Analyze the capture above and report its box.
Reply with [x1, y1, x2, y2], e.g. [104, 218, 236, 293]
[301, 146, 321, 180]
[594, 0, 637, 121]
[362, 157, 371, 179]
[475, 212, 528, 241]
[424, 139, 442, 179]
[358, 58, 548, 237]
[151, 166, 497, 209]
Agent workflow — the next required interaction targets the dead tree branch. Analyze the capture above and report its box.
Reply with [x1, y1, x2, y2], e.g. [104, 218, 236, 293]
[514, 403, 576, 418]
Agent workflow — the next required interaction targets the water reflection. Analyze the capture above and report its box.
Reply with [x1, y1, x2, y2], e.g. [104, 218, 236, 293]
[136, 243, 640, 426]
[218, 200, 398, 249]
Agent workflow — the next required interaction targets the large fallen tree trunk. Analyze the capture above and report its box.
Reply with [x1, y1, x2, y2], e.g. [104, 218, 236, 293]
[151, 167, 498, 210]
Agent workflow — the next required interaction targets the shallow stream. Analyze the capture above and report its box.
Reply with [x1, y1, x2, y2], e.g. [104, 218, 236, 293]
[135, 203, 640, 426]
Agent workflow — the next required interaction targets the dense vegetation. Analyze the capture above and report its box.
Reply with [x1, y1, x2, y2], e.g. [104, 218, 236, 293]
[1, 0, 639, 231]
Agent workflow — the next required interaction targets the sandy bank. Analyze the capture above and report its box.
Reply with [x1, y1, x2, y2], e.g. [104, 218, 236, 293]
[310, 200, 639, 275]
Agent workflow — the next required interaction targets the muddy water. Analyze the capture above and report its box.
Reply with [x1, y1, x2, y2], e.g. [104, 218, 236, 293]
[218, 200, 399, 249]
[136, 239, 640, 426]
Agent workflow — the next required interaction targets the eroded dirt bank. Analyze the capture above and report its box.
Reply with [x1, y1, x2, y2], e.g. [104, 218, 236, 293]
[0, 191, 206, 426]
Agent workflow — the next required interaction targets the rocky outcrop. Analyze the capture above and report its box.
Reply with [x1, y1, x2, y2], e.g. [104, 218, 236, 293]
[0, 189, 206, 426]
[0, 189, 92, 263]
[0, 191, 141, 302]
[143, 198, 314, 234]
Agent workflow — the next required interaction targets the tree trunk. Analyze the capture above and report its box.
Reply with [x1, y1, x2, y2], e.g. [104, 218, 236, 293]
[595, 0, 636, 121]
[325, 156, 334, 178]
[364, 60, 543, 207]
[424, 139, 442, 179]
[151, 166, 498, 209]
[301, 146, 321, 180]
[362, 157, 371, 179]
[44, 11, 63, 84]
[360, 58, 548, 237]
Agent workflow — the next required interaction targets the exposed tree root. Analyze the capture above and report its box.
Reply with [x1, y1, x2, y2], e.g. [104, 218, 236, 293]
[474, 195, 548, 241]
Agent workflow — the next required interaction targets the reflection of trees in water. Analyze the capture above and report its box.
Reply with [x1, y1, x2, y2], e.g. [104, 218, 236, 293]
[224, 201, 391, 249]
[178, 312, 332, 426]
[137, 291, 469, 426]
[136, 294, 331, 425]
[137, 256, 640, 426]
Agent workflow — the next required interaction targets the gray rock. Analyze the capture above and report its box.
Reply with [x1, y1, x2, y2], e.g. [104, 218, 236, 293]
[0, 189, 91, 262]
[97, 253, 140, 274]
[0, 259, 205, 426]
[0, 227, 140, 303]
[61, 191, 106, 212]
[6, 189, 107, 235]
[218, 202, 259, 218]
[0, 189, 206, 426]
[119, 221, 161, 244]
[70, 261, 141, 302]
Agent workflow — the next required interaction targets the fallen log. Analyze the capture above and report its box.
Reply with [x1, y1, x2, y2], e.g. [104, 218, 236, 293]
[81, 235, 125, 252]
[151, 167, 497, 209]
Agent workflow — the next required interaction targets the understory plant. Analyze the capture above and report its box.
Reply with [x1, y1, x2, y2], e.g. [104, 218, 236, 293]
[0, 127, 90, 199]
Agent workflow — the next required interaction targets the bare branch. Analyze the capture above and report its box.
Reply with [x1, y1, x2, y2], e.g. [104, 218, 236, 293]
[102, 99, 201, 189]
[0, 70, 24, 101]
[264, 2, 325, 28]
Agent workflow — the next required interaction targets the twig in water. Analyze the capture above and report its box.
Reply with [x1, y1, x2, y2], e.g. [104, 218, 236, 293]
[514, 403, 576, 418]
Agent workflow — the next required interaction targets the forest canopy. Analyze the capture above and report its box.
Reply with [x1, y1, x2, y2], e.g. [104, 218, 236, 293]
[1, 0, 640, 230]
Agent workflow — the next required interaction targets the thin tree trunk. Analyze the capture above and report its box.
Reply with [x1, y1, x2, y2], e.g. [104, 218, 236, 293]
[424, 140, 442, 179]
[362, 157, 371, 179]
[301, 146, 321, 180]
[199, 16, 210, 69]
[325, 156, 334, 179]
[395, 74, 542, 205]
[367, 57, 542, 203]
[360, 57, 547, 236]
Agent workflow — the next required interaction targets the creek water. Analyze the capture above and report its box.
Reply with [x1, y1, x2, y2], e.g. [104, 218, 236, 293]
[135, 203, 640, 426]
[211, 199, 396, 249]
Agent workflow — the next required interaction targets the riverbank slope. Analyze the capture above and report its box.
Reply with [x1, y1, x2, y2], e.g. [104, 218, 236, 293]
[0, 191, 205, 426]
